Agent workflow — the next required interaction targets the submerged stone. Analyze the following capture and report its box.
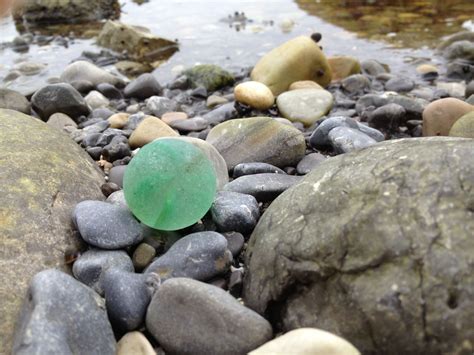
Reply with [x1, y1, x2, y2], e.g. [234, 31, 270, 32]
[123, 139, 216, 231]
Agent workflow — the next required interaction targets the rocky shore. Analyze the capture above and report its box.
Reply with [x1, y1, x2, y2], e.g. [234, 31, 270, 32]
[1, 7, 474, 354]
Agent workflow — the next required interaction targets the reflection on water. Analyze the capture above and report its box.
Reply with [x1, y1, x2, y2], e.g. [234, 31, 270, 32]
[296, 0, 474, 48]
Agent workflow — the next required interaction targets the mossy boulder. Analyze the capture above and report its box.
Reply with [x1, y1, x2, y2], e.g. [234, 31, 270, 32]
[0, 109, 104, 353]
[12, 0, 120, 24]
[243, 137, 474, 355]
[449, 111, 474, 138]
[97, 21, 178, 62]
[183, 64, 235, 92]
[251, 36, 332, 96]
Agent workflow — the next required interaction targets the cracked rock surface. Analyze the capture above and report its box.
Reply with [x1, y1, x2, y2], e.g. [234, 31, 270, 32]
[243, 137, 474, 355]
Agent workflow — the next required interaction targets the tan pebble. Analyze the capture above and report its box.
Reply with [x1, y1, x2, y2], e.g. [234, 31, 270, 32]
[161, 112, 188, 125]
[249, 328, 360, 355]
[117, 331, 156, 355]
[129, 116, 179, 149]
[422, 98, 474, 136]
[108, 113, 130, 129]
[234, 81, 274, 110]
[132, 243, 156, 270]
[206, 95, 229, 108]
[327, 56, 361, 81]
[416, 64, 438, 75]
[289, 80, 323, 91]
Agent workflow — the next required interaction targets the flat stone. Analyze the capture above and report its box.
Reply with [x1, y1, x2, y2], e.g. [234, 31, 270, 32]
[73, 200, 144, 249]
[206, 94, 228, 108]
[341, 74, 371, 94]
[250, 328, 360, 355]
[234, 81, 274, 110]
[47, 112, 78, 131]
[385, 76, 415, 93]
[128, 116, 178, 149]
[169, 116, 208, 132]
[117, 332, 156, 355]
[206, 117, 306, 170]
[328, 126, 377, 153]
[145, 231, 232, 281]
[296, 153, 327, 175]
[146, 278, 273, 355]
[0, 109, 104, 353]
[161, 111, 187, 125]
[277, 88, 334, 126]
[211, 191, 260, 234]
[60, 60, 124, 87]
[0, 88, 30, 114]
[124, 73, 162, 100]
[31, 83, 91, 121]
[72, 249, 133, 295]
[233, 162, 286, 178]
[289, 80, 324, 91]
[224, 173, 302, 202]
[202, 102, 237, 125]
[12, 269, 116, 355]
[145, 96, 178, 117]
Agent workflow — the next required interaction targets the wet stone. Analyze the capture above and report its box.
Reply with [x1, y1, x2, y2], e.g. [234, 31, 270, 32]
[296, 153, 327, 175]
[328, 126, 378, 153]
[233, 162, 286, 178]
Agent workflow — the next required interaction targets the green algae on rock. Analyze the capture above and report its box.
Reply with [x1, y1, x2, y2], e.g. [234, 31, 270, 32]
[123, 139, 217, 231]
[183, 64, 235, 92]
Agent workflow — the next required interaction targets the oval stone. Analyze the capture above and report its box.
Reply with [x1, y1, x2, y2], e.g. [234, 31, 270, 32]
[123, 139, 216, 230]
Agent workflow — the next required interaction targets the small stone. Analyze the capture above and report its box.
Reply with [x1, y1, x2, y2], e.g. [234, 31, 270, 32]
[211, 191, 260, 234]
[169, 116, 208, 132]
[277, 88, 333, 126]
[101, 182, 121, 197]
[145, 96, 178, 117]
[249, 328, 361, 355]
[73, 200, 144, 249]
[296, 153, 326, 175]
[102, 136, 131, 162]
[132, 243, 156, 270]
[422, 98, 474, 136]
[31, 83, 91, 121]
[146, 278, 272, 355]
[222, 231, 245, 257]
[161, 111, 187, 125]
[206, 117, 306, 170]
[341, 74, 371, 94]
[145, 231, 232, 281]
[437, 82, 466, 98]
[328, 56, 361, 81]
[368, 103, 406, 131]
[356, 122, 385, 142]
[233, 162, 286, 178]
[0, 88, 30, 114]
[384, 76, 415, 93]
[72, 249, 134, 295]
[309, 116, 359, 148]
[103, 270, 159, 332]
[361, 59, 389, 76]
[229, 268, 244, 297]
[234, 81, 274, 110]
[97, 83, 123, 100]
[124, 73, 162, 99]
[109, 165, 127, 187]
[224, 173, 302, 202]
[128, 116, 178, 149]
[60, 60, 124, 87]
[117, 332, 155, 355]
[85, 90, 110, 109]
[106, 190, 128, 208]
[449, 111, 474, 138]
[108, 113, 130, 129]
[289, 80, 324, 90]
[91, 107, 115, 119]
[202, 102, 237, 125]
[123, 139, 217, 230]
[206, 94, 228, 108]
[12, 269, 116, 355]
[328, 126, 377, 153]
[47, 112, 78, 131]
[416, 64, 439, 79]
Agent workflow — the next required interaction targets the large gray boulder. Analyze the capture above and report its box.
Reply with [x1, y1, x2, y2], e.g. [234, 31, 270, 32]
[0, 109, 104, 354]
[12, 0, 119, 24]
[243, 137, 474, 355]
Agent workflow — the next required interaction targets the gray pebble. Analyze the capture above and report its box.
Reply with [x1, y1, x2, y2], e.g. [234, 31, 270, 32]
[124, 73, 162, 100]
[296, 153, 326, 175]
[233, 162, 286, 178]
[309, 116, 359, 148]
[328, 126, 377, 153]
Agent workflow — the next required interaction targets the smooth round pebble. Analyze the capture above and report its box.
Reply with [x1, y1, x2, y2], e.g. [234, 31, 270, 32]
[117, 332, 156, 355]
[234, 81, 275, 110]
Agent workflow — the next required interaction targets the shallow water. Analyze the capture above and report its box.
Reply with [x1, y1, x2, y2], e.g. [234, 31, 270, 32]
[0, 0, 473, 94]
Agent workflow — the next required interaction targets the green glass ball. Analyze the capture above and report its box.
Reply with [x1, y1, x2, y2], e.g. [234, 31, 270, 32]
[123, 139, 217, 231]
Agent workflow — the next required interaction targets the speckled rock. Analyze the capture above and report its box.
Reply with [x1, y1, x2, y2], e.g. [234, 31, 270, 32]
[243, 137, 474, 355]
[206, 117, 306, 170]
[0, 109, 104, 354]
[146, 278, 273, 355]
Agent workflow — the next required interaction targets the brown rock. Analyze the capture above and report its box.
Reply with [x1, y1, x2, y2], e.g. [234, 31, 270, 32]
[328, 56, 361, 81]
[108, 113, 130, 129]
[289, 80, 323, 91]
[117, 332, 155, 355]
[129, 116, 179, 149]
[234, 81, 274, 110]
[422, 98, 474, 136]
[161, 112, 188, 125]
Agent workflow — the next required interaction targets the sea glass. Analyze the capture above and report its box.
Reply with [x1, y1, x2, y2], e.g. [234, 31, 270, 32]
[123, 139, 217, 231]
